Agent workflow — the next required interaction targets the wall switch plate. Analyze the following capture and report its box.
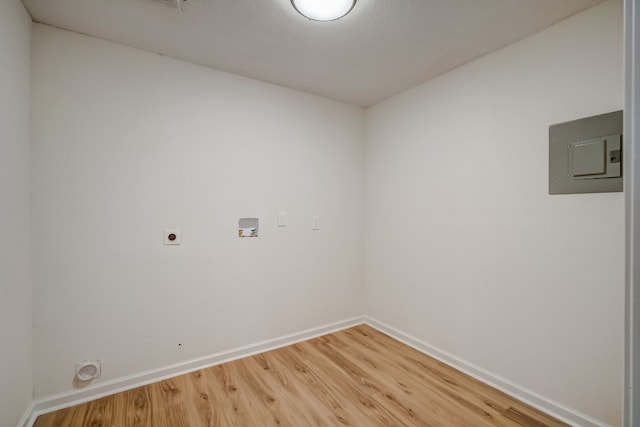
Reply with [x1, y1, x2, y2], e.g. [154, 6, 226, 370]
[278, 211, 288, 227]
[312, 216, 320, 230]
[163, 228, 181, 245]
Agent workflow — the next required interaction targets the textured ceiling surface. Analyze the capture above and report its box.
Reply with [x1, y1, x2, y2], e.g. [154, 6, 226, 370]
[22, 0, 604, 106]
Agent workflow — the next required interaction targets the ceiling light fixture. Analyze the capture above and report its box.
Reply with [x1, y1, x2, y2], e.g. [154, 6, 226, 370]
[291, 0, 356, 22]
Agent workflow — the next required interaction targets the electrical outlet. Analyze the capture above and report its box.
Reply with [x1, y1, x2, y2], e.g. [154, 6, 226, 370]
[278, 211, 288, 227]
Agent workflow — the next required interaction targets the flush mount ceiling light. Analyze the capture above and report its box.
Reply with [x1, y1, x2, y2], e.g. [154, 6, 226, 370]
[291, 0, 356, 22]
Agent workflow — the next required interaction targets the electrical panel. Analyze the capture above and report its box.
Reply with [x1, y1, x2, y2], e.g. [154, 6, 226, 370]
[549, 110, 623, 194]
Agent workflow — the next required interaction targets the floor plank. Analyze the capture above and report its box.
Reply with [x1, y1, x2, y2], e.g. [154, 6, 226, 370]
[34, 325, 568, 427]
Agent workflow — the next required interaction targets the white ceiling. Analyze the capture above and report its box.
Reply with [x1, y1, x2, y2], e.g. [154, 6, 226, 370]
[22, 0, 605, 107]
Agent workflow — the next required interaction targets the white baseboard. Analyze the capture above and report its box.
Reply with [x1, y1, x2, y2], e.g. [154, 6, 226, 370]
[16, 402, 36, 427]
[363, 317, 608, 427]
[21, 315, 608, 427]
[21, 316, 366, 427]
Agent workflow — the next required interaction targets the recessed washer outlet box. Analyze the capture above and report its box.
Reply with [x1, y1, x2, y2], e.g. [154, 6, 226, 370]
[238, 218, 259, 237]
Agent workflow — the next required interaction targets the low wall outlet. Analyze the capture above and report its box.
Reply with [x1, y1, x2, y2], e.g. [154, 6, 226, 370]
[163, 228, 182, 245]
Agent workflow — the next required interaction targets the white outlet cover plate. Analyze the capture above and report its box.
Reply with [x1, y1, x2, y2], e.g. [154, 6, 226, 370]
[163, 228, 182, 245]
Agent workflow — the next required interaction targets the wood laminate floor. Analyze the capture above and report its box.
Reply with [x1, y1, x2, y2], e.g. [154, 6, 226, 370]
[34, 325, 568, 426]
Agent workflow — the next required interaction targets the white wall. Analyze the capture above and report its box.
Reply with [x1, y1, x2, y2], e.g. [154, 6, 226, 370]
[31, 24, 364, 398]
[0, 0, 33, 425]
[29, 1, 627, 423]
[365, 0, 624, 425]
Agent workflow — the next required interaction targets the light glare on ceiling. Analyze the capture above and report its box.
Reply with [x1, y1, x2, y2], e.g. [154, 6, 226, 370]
[291, 0, 356, 22]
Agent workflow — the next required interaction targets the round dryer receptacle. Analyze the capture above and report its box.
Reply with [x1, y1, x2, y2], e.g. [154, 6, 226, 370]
[75, 360, 101, 382]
